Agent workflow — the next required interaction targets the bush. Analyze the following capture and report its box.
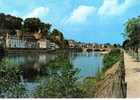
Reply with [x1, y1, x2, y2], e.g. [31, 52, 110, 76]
[34, 68, 85, 98]
[78, 77, 96, 97]
[34, 55, 85, 98]
[0, 59, 26, 98]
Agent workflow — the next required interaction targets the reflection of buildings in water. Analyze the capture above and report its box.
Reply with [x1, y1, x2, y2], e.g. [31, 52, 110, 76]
[2, 52, 104, 81]
[70, 52, 93, 61]
[5, 54, 57, 70]
[2, 54, 57, 81]
[33, 62, 41, 72]
[38, 54, 56, 64]
[22, 62, 39, 80]
[26, 55, 38, 62]
[5, 52, 103, 70]
[5, 54, 39, 66]
[5, 55, 25, 65]
[38, 55, 46, 64]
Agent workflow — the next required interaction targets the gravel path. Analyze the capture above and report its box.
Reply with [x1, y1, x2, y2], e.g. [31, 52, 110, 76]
[124, 52, 140, 98]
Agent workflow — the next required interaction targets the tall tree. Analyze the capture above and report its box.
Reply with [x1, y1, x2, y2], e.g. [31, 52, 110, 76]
[50, 29, 64, 41]
[123, 16, 140, 60]
[23, 18, 41, 33]
[49, 29, 65, 48]
[40, 22, 51, 38]
[0, 13, 23, 33]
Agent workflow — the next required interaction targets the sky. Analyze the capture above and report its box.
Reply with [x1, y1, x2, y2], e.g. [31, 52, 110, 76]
[0, 0, 140, 44]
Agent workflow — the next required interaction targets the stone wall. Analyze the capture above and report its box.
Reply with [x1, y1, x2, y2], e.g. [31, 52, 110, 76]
[95, 53, 127, 98]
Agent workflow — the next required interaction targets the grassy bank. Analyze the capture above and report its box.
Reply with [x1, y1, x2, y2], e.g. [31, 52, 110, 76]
[102, 48, 121, 72]
[94, 48, 121, 81]
[0, 49, 122, 98]
[95, 51, 126, 98]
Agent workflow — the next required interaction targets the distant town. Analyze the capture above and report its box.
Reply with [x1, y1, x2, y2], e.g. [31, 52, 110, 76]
[0, 13, 121, 54]
[0, 29, 119, 53]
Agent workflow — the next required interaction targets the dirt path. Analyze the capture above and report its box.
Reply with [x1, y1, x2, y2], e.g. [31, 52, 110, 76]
[124, 52, 140, 98]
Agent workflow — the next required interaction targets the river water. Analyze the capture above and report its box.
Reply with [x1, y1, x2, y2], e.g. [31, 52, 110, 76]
[1, 51, 103, 95]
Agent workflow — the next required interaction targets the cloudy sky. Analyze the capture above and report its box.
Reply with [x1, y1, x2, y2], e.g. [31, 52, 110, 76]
[0, 0, 140, 44]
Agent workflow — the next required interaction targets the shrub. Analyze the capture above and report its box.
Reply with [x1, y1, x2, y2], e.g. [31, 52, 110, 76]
[78, 77, 96, 97]
[34, 68, 85, 98]
[0, 59, 26, 98]
[34, 55, 85, 98]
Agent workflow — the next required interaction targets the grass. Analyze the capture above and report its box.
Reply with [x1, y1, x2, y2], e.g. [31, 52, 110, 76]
[94, 49, 121, 81]
[102, 48, 121, 72]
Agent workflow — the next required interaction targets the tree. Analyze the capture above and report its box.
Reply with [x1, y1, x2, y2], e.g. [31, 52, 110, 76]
[113, 44, 118, 48]
[50, 29, 64, 40]
[40, 23, 51, 38]
[123, 16, 140, 60]
[0, 13, 23, 35]
[50, 29, 66, 48]
[23, 18, 41, 33]
[23, 18, 52, 38]
[122, 40, 130, 50]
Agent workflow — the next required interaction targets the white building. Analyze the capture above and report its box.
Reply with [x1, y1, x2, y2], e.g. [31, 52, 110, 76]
[49, 42, 59, 50]
[5, 30, 59, 50]
[37, 39, 50, 49]
[5, 31, 39, 49]
[6, 33, 26, 48]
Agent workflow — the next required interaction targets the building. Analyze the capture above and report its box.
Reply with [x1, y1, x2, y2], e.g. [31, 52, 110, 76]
[33, 30, 43, 40]
[37, 39, 50, 49]
[68, 40, 77, 48]
[49, 42, 59, 50]
[4, 29, 61, 50]
[5, 33, 26, 48]
[23, 32, 39, 48]
[5, 30, 49, 49]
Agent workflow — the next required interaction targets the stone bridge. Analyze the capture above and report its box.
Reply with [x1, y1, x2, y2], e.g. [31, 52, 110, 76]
[81, 47, 108, 52]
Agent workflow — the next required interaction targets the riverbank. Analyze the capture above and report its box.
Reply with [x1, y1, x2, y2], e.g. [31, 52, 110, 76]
[0, 50, 104, 98]
[3, 48, 109, 55]
[4, 48, 79, 54]
[95, 49, 127, 98]
[124, 52, 140, 98]
[4, 48, 56, 54]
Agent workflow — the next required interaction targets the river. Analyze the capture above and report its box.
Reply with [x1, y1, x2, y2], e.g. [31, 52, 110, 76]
[1, 51, 103, 96]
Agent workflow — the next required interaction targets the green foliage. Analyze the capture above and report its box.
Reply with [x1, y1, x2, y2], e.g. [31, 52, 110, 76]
[0, 13, 23, 30]
[0, 13, 68, 49]
[123, 16, 140, 52]
[79, 77, 96, 97]
[48, 55, 71, 69]
[0, 59, 26, 98]
[102, 49, 121, 72]
[23, 18, 51, 36]
[23, 18, 41, 32]
[34, 68, 85, 98]
[95, 67, 103, 81]
[50, 29, 64, 40]
[40, 23, 51, 38]
[50, 29, 68, 48]
[122, 39, 130, 50]
[4, 84, 27, 98]
[34, 55, 85, 98]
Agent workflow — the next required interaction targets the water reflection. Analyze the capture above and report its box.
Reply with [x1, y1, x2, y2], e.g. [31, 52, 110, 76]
[2, 52, 103, 81]
[4, 54, 56, 81]
[70, 52, 103, 78]
[0, 51, 103, 96]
